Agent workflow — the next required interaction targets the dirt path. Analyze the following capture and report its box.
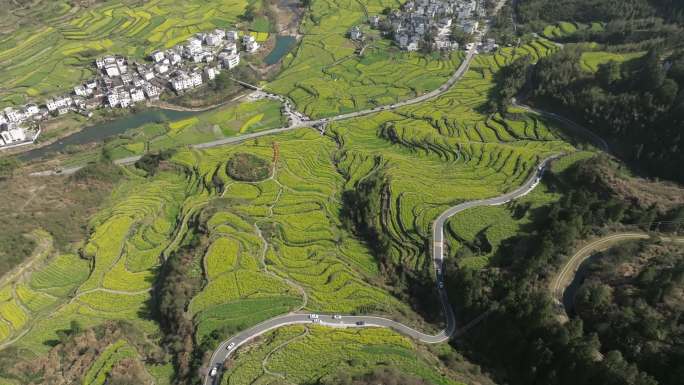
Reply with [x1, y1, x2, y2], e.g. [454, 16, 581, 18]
[550, 232, 684, 306]
[261, 326, 309, 378]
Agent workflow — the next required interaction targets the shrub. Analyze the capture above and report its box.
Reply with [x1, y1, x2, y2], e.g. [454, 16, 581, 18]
[226, 153, 271, 182]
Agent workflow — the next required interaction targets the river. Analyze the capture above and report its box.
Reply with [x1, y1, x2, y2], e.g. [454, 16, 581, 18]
[19, 108, 201, 161]
[264, 35, 297, 65]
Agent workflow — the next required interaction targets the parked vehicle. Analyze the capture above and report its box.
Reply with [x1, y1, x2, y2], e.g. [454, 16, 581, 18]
[210, 367, 218, 377]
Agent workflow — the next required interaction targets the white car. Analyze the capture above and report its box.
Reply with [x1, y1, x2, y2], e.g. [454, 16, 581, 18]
[210, 367, 218, 377]
[332, 314, 342, 320]
[309, 314, 319, 319]
[226, 342, 236, 351]
[438, 282, 444, 289]
[312, 318, 321, 323]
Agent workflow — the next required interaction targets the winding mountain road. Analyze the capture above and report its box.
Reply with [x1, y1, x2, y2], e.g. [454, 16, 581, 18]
[30, 49, 476, 177]
[203, 155, 559, 385]
[551, 232, 684, 306]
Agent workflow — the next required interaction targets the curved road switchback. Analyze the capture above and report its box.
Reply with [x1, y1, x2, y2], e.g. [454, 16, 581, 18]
[551, 232, 684, 307]
[203, 155, 560, 385]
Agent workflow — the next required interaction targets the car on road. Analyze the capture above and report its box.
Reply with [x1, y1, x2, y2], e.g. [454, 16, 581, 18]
[312, 318, 321, 323]
[332, 314, 342, 320]
[226, 342, 235, 351]
[438, 282, 444, 289]
[309, 314, 319, 319]
[356, 321, 365, 326]
[210, 367, 218, 377]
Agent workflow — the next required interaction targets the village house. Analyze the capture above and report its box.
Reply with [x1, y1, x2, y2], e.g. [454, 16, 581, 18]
[0, 126, 26, 145]
[151, 50, 165, 63]
[45, 96, 72, 113]
[219, 50, 240, 69]
[130, 88, 145, 103]
[2, 25, 265, 149]
[3, 107, 23, 123]
[242, 35, 259, 53]
[24, 104, 40, 117]
[204, 66, 219, 81]
[349, 26, 363, 41]
[376, 0, 484, 51]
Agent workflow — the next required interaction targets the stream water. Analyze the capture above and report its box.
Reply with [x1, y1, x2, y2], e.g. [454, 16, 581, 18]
[19, 108, 202, 161]
[264, 35, 297, 65]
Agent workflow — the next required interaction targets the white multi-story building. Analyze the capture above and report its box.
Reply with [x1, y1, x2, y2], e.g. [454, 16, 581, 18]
[226, 30, 239, 42]
[74, 85, 89, 97]
[0, 127, 26, 144]
[185, 38, 203, 56]
[205, 33, 222, 46]
[154, 63, 169, 74]
[204, 66, 218, 81]
[171, 71, 203, 92]
[130, 88, 145, 103]
[151, 50, 165, 62]
[107, 92, 119, 107]
[118, 91, 132, 108]
[24, 104, 40, 116]
[190, 72, 203, 87]
[219, 51, 240, 69]
[45, 97, 73, 113]
[143, 84, 161, 99]
[143, 71, 155, 81]
[105, 64, 121, 77]
[3, 107, 23, 123]
[242, 35, 260, 53]
[170, 53, 182, 65]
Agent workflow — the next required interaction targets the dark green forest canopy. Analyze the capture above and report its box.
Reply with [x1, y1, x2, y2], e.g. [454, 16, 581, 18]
[575, 241, 684, 385]
[516, 0, 684, 23]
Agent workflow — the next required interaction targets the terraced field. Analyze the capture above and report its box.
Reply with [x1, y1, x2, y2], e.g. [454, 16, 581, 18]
[177, 132, 409, 322]
[542, 21, 605, 39]
[579, 50, 645, 73]
[331, 39, 575, 270]
[222, 325, 463, 385]
[0, 170, 194, 384]
[57, 99, 286, 168]
[0, 0, 590, 376]
[266, 0, 464, 118]
[0, 0, 248, 107]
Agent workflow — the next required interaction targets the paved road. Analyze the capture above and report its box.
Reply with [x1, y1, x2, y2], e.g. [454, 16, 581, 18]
[511, 99, 609, 153]
[30, 49, 476, 177]
[551, 232, 684, 305]
[203, 155, 558, 385]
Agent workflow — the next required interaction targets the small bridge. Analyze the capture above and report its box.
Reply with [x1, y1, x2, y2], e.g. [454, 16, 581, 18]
[230, 78, 261, 91]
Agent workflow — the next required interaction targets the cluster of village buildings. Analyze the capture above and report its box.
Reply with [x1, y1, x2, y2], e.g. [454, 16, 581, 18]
[0, 29, 262, 149]
[351, 0, 497, 52]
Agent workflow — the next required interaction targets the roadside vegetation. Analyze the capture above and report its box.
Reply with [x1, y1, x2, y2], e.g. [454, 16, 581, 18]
[445, 156, 683, 385]
[574, 240, 684, 385]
